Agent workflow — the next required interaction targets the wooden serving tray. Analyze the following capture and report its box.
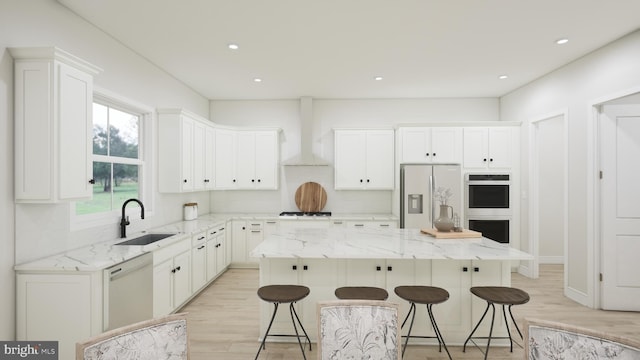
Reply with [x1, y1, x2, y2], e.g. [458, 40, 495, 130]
[421, 228, 482, 238]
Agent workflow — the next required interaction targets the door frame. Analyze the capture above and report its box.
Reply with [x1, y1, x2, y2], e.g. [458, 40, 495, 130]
[527, 109, 568, 281]
[588, 85, 640, 309]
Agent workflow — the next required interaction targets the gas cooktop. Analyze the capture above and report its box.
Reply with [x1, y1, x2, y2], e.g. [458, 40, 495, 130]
[279, 211, 332, 217]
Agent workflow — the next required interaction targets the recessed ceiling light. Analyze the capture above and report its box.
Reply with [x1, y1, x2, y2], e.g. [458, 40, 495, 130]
[498, 75, 508, 80]
[253, 78, 262, 83]
[228, 43, 239, 50]
[374, 76, 383, 81]
[556, 38, 569, 45]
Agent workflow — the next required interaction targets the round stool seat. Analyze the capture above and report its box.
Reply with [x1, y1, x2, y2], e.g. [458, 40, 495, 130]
[470, 286, 530, 305]
[395, 286, 449, 305]
[335, 286, 389, 300]
[258, 285, 310, 303]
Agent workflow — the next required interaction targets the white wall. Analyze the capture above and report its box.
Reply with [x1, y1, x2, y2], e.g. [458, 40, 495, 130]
[0, 0, 212, 340]
[209, 98, 499, 213]
[500, 29, 640, 306]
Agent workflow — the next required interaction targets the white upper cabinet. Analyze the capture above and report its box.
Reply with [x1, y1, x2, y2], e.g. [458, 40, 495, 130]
[235, 130, 279, 190]
[214, 128, 279, 190]
[158, 109, 213, 193]
[11, 47, 101, 203]
[462, 127, 513, 169]
[399, 127, 462, 164]
[334, 129, 394, 190]
[213, 128, 237, 190]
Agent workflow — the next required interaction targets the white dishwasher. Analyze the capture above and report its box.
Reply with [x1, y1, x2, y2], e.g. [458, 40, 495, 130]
[103, 252, 153, 330]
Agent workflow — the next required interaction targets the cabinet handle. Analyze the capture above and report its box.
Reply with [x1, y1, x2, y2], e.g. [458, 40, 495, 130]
[474, 267, 479, 272]
[198, 236, 205, 241]
[251, 230, 261, 233]
[360, 179, 363, 183]
[210, 231, 217, 235]
[483, 158, 487, 162]
[258, 179, 261, 183]
[366, 179, 370, 183]
[462, 267, 469, 272]
[489, 158, 494, 162]
[233, 179, 236, 182]
[292, 265, 297, 270]
[266, 221, 276, 224]
[432, 153, 436, 156]
[426, 153, 430, 156]
[219, 227, 225, 231]
[387, 266, 393, 271]
[376, 266, 381, 271]
[251, 179, 255, 182]
[183, 179, 188, 183]
[176, 266, 181, 271]
[197, 245, 205, 250]
[354, 224, 364, 227]
[303, 265, 308, 270]
[89, 179, 95, 184]
[242, 226, 246, 230]
[379, 224, 390, 227]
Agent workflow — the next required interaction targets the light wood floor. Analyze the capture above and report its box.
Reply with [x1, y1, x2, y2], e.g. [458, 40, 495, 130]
[181, 265, 640, 359]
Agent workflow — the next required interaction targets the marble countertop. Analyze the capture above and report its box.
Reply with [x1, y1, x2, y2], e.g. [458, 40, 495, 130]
[251, 227, 534, 260]
[14, 213, 398, 272]
[14, 214, 230, 273]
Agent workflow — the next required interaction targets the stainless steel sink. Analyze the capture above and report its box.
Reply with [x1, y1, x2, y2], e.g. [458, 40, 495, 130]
[116, 233, 176, 246]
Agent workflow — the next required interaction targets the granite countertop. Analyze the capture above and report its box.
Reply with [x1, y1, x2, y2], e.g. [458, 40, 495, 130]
[251, 227, 533, 260]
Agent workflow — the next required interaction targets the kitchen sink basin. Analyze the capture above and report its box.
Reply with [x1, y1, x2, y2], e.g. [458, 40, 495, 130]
[116, 233, 176, 246]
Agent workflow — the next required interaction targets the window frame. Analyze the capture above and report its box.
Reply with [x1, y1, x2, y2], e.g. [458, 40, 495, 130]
[71, 87, 155, 231]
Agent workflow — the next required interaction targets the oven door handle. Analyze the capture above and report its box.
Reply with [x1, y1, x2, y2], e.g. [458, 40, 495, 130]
[429, 175, 435, 225]
[466, 181, 510, 186]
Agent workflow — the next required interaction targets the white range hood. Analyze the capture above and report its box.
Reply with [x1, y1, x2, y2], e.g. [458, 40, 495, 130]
[283, 96, 329, 166]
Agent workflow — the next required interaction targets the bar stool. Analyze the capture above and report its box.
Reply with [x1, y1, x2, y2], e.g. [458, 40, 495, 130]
[335, 286, 389, 300]
[255, 285, 312, 360]
[463, 286, 530, 360]
[394, 285, 452, 360]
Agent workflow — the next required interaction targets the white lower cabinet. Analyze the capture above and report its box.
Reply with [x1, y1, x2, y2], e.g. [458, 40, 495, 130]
[231, 220, 263, 267]
[191, 231, 208, 292]
[206, 223, 228, 279]
[153, 237, 192, 317]
[344, 220, 398, 229]
[16, 272, 103, 360]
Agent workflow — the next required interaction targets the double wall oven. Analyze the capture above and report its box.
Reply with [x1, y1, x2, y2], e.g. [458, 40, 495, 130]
[465, 173, 511, 244]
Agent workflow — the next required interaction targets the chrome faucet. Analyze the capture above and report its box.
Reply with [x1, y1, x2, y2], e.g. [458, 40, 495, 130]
[120, 198, 145, 238]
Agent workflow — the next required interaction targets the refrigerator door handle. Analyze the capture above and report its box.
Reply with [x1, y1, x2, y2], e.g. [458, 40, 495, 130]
[430, 175, 435, 226]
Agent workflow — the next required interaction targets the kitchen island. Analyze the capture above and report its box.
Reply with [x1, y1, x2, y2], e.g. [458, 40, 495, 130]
[251, 227, 533, 345]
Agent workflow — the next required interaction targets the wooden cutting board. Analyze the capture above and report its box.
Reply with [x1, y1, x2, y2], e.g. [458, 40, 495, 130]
[295, 182, 327, 212]
[421, 228, 482, 239]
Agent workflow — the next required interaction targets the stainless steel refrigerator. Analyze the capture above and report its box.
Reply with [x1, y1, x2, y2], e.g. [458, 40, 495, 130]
[400, 164, 462, 229]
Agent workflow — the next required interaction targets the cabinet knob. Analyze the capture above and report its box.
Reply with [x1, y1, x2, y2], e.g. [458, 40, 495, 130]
[489, 158, 494, 162]
[292, 265, 297, 270]
[483, 158, 487, 162]
[303, 265, 308, 271]
[258, 179, 261, 182]
[366, 179, 370, 183]
[88, 179, 95, 184]
[474, 267, 479, 272]
[432, 153, 436, 157]
[252, 179, 255, 182]
[376, 266, 381, 271]
[426, 153, 430, 156]
[183, 179, 188, 183]
[360, 179, 363, 183]
[233, 179, 236, 182]
[462, 267, 469, 272]
[387, 266, 393, 271]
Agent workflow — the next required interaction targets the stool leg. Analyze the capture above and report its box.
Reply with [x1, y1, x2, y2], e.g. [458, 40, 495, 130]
[501, 304, 514, 352]
[463, 301, 490, 352]
[255, 302, 279, 360]
[400, 302, 417, 357]
[288, 302, 307, 360]
[290, 301, 312, 351]
[426, 304, 452, 360]
[508, 305, 524, 340]
[483, 303, 496, 360]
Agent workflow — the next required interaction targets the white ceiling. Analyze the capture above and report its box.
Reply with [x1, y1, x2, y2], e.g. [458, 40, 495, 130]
[58, 0, 640, 100]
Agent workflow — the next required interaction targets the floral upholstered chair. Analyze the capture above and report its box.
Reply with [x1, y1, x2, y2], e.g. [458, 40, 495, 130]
[317, 300, 401, 360]
[76, 313, 189, 360]
[524, 318, 640, 360]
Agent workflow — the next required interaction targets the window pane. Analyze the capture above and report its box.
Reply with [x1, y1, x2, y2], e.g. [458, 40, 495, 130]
[93, 103, 108, 156]
[109, 108, 139, 159]
[113, 164, 139, 207]
[76, 162, 112, 215]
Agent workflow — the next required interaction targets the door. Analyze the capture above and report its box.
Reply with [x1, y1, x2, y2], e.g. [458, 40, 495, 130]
[400, 164, 433, 229]
[600, 104, 640, 311]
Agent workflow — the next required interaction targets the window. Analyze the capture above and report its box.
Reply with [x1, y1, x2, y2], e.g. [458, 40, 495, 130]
[75, 96, 146, 218]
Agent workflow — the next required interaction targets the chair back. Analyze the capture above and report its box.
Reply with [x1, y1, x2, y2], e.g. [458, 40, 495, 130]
[317, 300, 401, 360]
[76, 313, 189, 360]
[524, 318, 640, 360]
